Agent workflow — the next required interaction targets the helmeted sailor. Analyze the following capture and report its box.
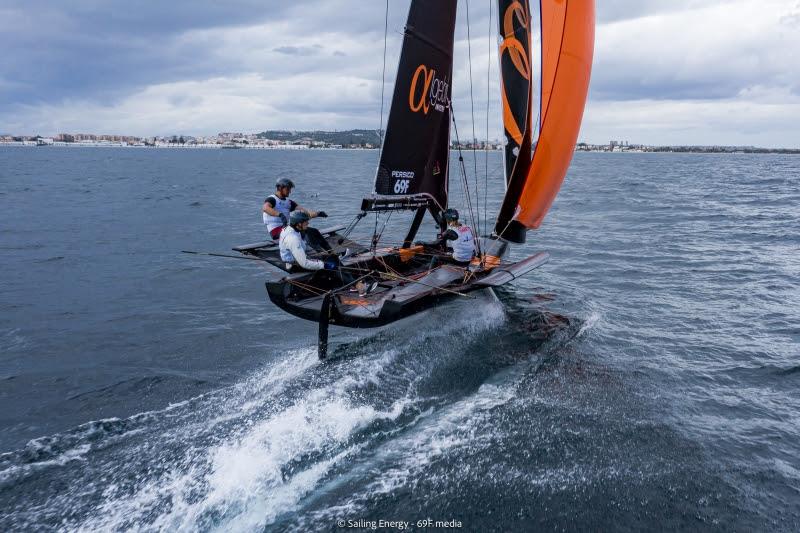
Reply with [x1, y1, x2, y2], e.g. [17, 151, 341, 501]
[440, 208, 476, 264]
[263, 177, 328, 240]
[280, 211, 339, 272]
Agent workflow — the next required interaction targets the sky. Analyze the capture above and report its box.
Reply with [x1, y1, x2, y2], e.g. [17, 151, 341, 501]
[1, 0, 799, 147]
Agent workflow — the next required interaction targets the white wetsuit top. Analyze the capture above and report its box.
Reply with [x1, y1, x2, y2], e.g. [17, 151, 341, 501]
[263, 194, 295, 233]
[449, 225, 476, 262]
[279, 226, 324, 270]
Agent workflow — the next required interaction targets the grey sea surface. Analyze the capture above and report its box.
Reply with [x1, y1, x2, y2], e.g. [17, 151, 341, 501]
[0, 147, 798, 531]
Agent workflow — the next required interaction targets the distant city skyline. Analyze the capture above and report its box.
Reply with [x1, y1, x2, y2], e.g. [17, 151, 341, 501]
[1, 1, 799, 148]
[5, 129, 798, 154]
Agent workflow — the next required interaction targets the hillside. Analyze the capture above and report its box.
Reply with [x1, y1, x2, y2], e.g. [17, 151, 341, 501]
[255, 129, 382, 147]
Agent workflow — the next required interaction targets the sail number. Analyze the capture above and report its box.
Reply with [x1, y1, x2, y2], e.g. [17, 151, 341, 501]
[394, 179, 410, 194]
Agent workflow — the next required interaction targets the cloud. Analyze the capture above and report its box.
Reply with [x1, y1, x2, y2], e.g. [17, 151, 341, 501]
[592, 0, 800, 101]
[273, 46, 321, 56]
[4, 72, 381, 137]
[1, 0, 799, 147]
[581, 89, 800, 148]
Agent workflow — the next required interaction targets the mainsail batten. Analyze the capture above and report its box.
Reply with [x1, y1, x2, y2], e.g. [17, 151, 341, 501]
[372, 0, 457, 212]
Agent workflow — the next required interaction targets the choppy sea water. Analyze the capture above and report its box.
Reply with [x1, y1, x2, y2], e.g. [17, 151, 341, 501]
[0, 147, 798, 531]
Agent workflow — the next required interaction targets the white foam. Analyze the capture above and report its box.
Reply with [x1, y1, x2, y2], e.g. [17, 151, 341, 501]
[74, 345, 413, 531]
[303, 370, 524, 520]
[0, 443, 91, 487]
[54, 305, 507, 531]
[578, 310, 602, 337]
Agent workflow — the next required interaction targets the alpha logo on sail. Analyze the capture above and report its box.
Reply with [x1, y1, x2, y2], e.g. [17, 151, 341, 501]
[409, 64, 450, 115]
[500, 1, 531, 146]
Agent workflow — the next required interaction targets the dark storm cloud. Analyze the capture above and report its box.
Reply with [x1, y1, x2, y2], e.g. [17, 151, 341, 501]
[0, 0, 390, 109]
[0, 0, 720, 111]
[0, 1, 284, 107]
[1, 0, 798, 146]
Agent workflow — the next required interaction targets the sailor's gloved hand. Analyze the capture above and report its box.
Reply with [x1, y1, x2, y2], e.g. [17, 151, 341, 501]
[279, 213, 288, 226]
[316, 211, 328, 218]
[323, 259, 339, 270]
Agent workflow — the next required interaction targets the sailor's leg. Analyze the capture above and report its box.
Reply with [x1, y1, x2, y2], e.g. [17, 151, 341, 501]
[304, 227, 333, 252]
[269, 226, 283, 240]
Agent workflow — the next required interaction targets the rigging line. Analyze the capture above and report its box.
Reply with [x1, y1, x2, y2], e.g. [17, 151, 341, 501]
[465, 0, 481, 239]
[287, 279, 327, 297]
[330, 270, 377, 293]
[375, 211, 393, 245]
[375, 269, 476, 299]
[331, 275, 385, 318]
[495, 211, 517, 242]
[450, 107, 477, 234]
[377, 0, 389, 152]
[340, 212, 366, 240]
[484, 0, 493, 238]
[449, 106, 482, 257]
[371, 212, 379, 255]
[375, 255, 402, 277]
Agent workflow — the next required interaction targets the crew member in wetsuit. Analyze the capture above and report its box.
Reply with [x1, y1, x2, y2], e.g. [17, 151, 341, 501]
[262, 177, 332, 252]
[279, 211, 339, 272]
[439, 208, 476, 265]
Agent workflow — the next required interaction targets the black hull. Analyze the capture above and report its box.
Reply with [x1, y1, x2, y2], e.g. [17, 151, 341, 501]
[237, 227, 548, 330]
[267, 279, 469, 329]
[263, 250, 549, 329]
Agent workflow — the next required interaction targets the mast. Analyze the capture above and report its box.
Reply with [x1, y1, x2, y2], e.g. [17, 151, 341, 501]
[493, 0, 595, 243]
[366, 0, 458, 216]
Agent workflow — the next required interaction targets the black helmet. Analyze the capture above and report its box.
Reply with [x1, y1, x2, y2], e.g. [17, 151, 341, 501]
[289, 211, 310, 226]
[276, 177, 295, 189]
[442, 208, 459, 223]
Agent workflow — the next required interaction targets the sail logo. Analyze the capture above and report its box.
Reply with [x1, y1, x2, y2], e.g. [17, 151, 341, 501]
[391, 170, 414, 194]
[409, 64, 450, 115]
[500, 1, 531, 146]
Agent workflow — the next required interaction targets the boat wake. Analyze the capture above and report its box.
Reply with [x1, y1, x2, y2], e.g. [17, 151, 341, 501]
[0, 292, 583, 531]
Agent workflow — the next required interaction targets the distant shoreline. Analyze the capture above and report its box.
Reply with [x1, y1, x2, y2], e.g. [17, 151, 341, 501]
[1, 142, 798, 155]
[0, 142, 374, 151]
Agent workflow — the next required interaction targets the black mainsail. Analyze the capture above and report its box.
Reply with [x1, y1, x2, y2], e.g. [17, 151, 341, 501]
[370, 0, 457, 212]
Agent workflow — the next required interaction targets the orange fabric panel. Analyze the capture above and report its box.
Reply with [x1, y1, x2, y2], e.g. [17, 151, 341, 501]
[539, 0, 568, 129]
[399, 245, 424, 262]
[515, 0, 594, 229]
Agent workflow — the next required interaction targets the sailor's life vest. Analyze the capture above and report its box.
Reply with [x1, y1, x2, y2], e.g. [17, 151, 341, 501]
[279, 226, 324, 270]
[263, 194, 296, 233]
[450, 225, 476, 262]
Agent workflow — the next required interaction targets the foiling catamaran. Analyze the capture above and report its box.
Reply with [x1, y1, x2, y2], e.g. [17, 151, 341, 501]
[232, 0, 595, 358]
